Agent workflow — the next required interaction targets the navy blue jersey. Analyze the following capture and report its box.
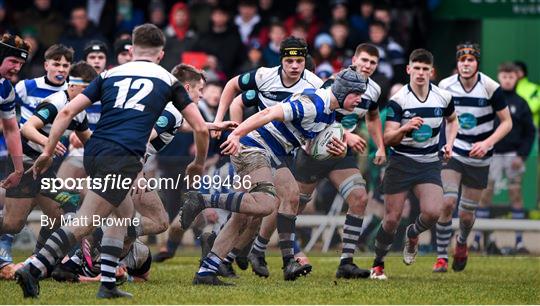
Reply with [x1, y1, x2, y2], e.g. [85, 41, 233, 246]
[82, 60, 192, 157]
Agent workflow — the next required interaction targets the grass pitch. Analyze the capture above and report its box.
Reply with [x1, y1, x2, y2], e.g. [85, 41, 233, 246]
[1, 253, 539, 304]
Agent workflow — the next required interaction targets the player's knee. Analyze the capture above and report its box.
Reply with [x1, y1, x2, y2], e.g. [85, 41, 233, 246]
[383, 217, 400, 232]
[347, 188, 368, 210]
[1, 218, 25, 234]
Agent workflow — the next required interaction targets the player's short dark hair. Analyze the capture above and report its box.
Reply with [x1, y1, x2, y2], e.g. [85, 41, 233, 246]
[409, 48, 433, 65]
[514, 61, 527, 76]
[132, 23, 166, 49]
[44, 44, 74, 62]
[171, 63, 205, 85]
[355, 43, 379, 58]
[498, 62, 518, 73]
[69, 61, 98, 83]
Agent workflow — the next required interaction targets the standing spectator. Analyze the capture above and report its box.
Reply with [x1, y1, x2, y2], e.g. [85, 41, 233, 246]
[284, 0, 322, 46]
[15, 28, 44, 80]
[329, 21, 355, 68]
[262, 21, 285, 67]
[234, 0, 262, 45]
[148, 0, 167, 29]
[325, 0, 364, 45]
[350, 0, 374, 42]
[161, 2, 198, 71]
[116, 0, 145, 35]
[313, 33, 340, 72]
[479, 62, 536, 254]
[87, 0, 117, 44]
[192, 5, 245, 78]
[368, 20, 405, 83]
[514, 61, 540, 127]
[15, 0, 64, 49]
[189, 0, 218, 34]
[238, 39, 265, 74]
[59, 6, 108, 62]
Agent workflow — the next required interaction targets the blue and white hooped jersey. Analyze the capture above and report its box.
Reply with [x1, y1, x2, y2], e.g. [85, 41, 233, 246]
[82, 60, 192, 157]
[85, 101, 101, 131]
[439, 73, 507, 166]
[240, 87, 336, 162]
[147, 102, 184, 156]
[0, 77, 17, 120]
[386, 84, 454, 163]
[335, 77, 381, 131]
[14, 76, 67, 124]
[239, 66, 323, 111]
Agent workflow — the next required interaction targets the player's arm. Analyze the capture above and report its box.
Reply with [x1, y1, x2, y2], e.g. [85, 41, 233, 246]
[366, 108, 386, 164]
[180, 103, 209, 166]
[21, 116, 66, 156]
[74, 129, 92, 144]
[220, 105, 285, 155]
[215, 75, 242, 123]
[230, 94, 246, 123]
[383, 100, 423, 146]
[1, 115, 23, 187]
[180, 121, 238, 132]
[470, 89, 512, 158]
[443, 112, 458, 160]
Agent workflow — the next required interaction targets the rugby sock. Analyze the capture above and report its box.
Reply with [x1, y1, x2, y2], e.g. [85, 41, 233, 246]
[511, 208, 526, 248]
[373, 227, 394, 267]
[293, 239, 302, 256]
[435, 221, 453, 260]
[473, 207, 490, 246]
[197, 252, 222, 276]
[276, 213, 296, 266]
[202, 192, 245, 212]
[358, 215, 381, 245]
[406, 215, 430, 238]
[166, 240, 180, 254]
[223, 248, 240, 264]
[250, 235, 269, 257]
[457, 218, 474, 245]
[29, 227, 76, 278]
[100, 237, 124, 290]
[0, 234, 14, 266]
[340, 214, 363, 265]
[34, 226, 55, 255]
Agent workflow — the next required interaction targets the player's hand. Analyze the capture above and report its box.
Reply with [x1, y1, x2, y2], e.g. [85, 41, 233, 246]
[327, 137, 347, 157]
[344, 132, 367, 153]
[54, 142, 67, 157]
[401, 117, 424, 132]
[0, 170, 23, 189]
[203, 208, 219, 223]
[469, 141, 490, 158]
[511, 156, 524, 170]
[28, 153, 53, 179]
[210, 130, 222, 139]
[442, 143, 453, 162]
[373, 148, 387, 165]
[220, 134, 240, 156]
[69, 132, 83, 149]
[212, 121, 239, 131]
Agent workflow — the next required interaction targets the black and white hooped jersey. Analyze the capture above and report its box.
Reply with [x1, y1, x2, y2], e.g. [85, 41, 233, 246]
[23, 91, 88, 159]
[333, 77, 382, 131]
[240, 87, 336, 163]
[386, 84, 454, 163]
[439, 73, 507, 166]
[147, 102, 184, 155]
[82, 60, 192, 157]
[239, 66, 323, 110]
[14, 76, 67, 124]
[0, 77, 17, 120]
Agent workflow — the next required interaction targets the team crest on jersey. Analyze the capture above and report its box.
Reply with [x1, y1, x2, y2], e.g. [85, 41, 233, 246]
[403, 110, 416, 118]
[434, 108, 443, 117]
[37, 108, 50, 119]
[156, 116, 168, 128]
[245, 90, 256, 100]
[458, 113, 477, 130]
[412, 124, 432, 142]
[241, 73, 250, 85]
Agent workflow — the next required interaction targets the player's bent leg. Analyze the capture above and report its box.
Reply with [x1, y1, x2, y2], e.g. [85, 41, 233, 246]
[132, 189, 169, 236]
[452, 186, 482, 272]
[0, 198, 34, 275]
[370, 191, 407, 280]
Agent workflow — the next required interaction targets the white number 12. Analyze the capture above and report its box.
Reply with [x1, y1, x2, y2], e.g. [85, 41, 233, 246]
[113, 78, 153, 111]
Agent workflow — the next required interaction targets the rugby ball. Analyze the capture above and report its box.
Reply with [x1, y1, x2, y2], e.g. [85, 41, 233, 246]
[310, 123, 345, 161]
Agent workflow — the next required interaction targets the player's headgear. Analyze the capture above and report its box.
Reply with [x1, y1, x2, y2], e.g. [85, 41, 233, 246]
[280, 36, 308, 60]
[331, 66, 368, 108]
[84, 40, 108, 59]
[456, 42, 480, 62]
[114, 38, 132, 57]
[0, 35, 29, 64]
